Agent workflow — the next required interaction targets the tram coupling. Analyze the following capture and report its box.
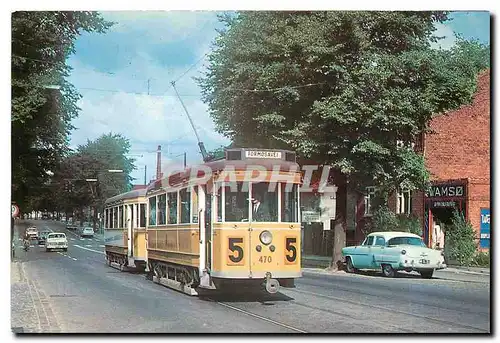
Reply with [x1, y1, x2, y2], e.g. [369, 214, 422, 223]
[263, 272, 280, 294]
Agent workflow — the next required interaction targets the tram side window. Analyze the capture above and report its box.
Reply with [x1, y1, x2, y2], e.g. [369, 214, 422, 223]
[225, 182, 249, 222]
[281, 183, 298, 222]
[252, 182, 278, 222]
[180, 189, 191, 224]
[158, 194, 166, 225]
[139, 204, 146, 227]
[192, 186, 199, 223]
[149, 196, 157, 226]
[104, 209, 108, 228]
[113, 207, 118, 228]
[168, 192, 178, 224]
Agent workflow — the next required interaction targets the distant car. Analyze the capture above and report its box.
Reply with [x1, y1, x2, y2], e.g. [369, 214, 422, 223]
[341, 231, 446, 279]
[66, 221, 78, 230]
[45, 233, 68, 252]
[25, 227, 39, 240]
[38, 231, 51, 245]
[80, 227, 94, 238]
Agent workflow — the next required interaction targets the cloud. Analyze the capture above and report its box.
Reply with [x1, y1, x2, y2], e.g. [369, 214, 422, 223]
[430, 22, 457, 50]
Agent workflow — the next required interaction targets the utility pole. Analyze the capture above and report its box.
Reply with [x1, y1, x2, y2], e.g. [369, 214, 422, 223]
[183, 152, 186, 169]
[144, 165, 147, 186]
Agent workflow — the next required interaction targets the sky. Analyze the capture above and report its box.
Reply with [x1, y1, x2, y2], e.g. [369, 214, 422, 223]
[66, 10, 491, 185]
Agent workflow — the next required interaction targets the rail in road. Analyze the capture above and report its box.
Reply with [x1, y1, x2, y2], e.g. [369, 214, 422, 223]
[12, 220, 490, 333]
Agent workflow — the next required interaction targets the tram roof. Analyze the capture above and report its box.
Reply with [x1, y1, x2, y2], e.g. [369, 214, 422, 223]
[105, 188, 147, 205]
[147, 152, 300, 194]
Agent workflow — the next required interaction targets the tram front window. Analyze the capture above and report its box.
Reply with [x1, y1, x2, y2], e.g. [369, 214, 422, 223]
[252, 182, 278, 222]
[224, 182, 248, 222]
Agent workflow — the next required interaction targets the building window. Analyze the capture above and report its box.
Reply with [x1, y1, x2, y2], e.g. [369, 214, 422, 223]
[364, 187, 375, 216]
[396, 188, 412, 215]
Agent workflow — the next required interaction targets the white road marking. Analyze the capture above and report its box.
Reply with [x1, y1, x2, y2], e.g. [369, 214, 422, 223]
[30, 245, 34, 248]
[74, 244, 105, 255]
[71, 257, 77, 261]
[85, 244, 92, 247]
[70, 238, 75, 241]
[99, 245, 105, 248]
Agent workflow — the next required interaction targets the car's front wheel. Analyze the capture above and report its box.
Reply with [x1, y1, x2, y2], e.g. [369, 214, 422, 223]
[345, 257, 358, 273]
[420, 269, 434, 279]
[381, 264, 395, 278]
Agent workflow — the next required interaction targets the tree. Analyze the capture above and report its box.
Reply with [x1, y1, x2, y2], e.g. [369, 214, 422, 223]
[198, 11, 490, 200]
[11, 11, 113, 210]
[54, 133, 136, 227]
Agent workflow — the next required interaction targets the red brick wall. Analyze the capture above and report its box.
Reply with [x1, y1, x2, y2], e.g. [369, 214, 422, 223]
[424, 70, 490, 244]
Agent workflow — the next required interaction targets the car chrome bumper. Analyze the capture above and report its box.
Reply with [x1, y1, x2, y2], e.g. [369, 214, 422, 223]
[399, 261, 446, 270]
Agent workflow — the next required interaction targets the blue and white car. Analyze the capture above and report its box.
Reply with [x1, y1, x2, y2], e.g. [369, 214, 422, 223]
[341, 231, 446, 279]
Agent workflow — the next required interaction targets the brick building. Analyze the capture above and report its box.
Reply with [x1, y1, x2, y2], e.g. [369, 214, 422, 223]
[344, 69, 490, 250]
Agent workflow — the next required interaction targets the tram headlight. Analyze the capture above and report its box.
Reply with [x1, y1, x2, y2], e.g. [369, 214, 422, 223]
[259, 230, 273, 245]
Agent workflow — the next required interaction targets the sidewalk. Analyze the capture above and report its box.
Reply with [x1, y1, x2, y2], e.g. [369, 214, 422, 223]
[11, 262, 60, 333]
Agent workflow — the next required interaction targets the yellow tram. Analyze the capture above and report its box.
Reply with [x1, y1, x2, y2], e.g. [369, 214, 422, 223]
[146, 148, 302, 295]
[103, 148, 302, 295]
[103, 189, 148, 271]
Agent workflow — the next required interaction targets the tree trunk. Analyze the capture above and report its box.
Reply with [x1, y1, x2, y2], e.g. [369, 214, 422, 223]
[330, 218, 347, 270]
[92, 206, 98, 232]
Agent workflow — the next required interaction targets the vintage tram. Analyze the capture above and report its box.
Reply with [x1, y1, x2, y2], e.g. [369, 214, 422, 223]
[103, 189, 148, 271]
[104, 148, 302, 295]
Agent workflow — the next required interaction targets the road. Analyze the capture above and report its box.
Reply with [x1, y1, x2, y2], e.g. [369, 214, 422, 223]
[11, 220, 491, 334]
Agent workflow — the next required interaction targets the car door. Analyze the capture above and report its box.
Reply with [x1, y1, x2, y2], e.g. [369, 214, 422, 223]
[353, 235, 375, 268]
[372, 235, 386, 267]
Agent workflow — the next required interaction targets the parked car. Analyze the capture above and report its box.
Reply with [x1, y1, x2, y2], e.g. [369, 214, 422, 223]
[341, 231, 446, 279]
[45, 233, 68, 252]
[80, 226, 94, 238]
[25, 226, 39, 240]
[38, 231, 51, 245]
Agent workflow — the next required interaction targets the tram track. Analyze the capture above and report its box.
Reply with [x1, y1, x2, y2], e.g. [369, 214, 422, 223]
[284, 287, 489, 333]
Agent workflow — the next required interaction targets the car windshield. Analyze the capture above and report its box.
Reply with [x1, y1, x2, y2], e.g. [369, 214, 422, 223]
[84, 228, 93, 232]
[48, 234, 65, 239]
[387, 237, 426, 247]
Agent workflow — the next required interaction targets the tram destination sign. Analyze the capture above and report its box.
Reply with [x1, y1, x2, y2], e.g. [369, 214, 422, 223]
[426, 184, 465, 198]
[245, 150, 282, 159]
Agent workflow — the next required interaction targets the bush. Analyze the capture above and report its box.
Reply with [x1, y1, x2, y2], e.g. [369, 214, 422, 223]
[398, 215, 422, 236]
[471, 251, 490, 267]
[366, 206, 398, 233]
[444, 210, 477, 266]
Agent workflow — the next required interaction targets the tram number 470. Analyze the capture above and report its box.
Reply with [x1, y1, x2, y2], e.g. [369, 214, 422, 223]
[227, 237, 244, 265]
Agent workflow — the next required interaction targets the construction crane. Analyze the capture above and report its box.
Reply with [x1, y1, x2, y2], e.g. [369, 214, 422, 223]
[171, 81, 212, 163]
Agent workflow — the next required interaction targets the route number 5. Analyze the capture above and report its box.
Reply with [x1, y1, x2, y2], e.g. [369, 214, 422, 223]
[285, 237, 297, 264]
[227, 237, 244, 265]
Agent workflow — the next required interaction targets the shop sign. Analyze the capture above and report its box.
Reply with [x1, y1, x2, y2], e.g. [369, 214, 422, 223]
[427, 184, 465, 198]
[431, 201, 458, 208]
[480, 208, 490, 249]
[302, 211, 321, 223]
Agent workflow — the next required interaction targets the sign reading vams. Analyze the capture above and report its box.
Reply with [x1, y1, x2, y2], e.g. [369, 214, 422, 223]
[426, 184, 465, 197]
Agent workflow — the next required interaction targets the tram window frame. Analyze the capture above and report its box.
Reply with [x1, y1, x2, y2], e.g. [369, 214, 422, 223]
[180, 188, 191, 224]
[113, 207, 117, 228]
[157, 193, 166, 225]
[149, 196, 157, 226]
[139, 203, 146, 227]
[192, 186, 199, 223]
[281, 183, 298, 222]
[251, 182, 279, 222]
[168, 192, 178, 224]
[224, 181, 249, 222]
[216, 184, 223, 222]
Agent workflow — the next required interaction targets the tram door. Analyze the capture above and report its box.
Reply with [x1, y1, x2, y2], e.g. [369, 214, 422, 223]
[205, 192, 212, 270]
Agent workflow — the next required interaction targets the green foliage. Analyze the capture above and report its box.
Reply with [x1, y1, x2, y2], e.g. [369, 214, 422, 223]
[398, 214, 422, 236]
[208, 145, 227, 160]
[444, 210, 477, 266]
[365, 206, 422, 236]
[199, 11, 490, 196]
[471, 251, 490, 267]
[11, 11, 112, 210]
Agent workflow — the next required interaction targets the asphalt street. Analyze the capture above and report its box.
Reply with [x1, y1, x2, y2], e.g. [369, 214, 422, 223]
[11, 220, 491, 334]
